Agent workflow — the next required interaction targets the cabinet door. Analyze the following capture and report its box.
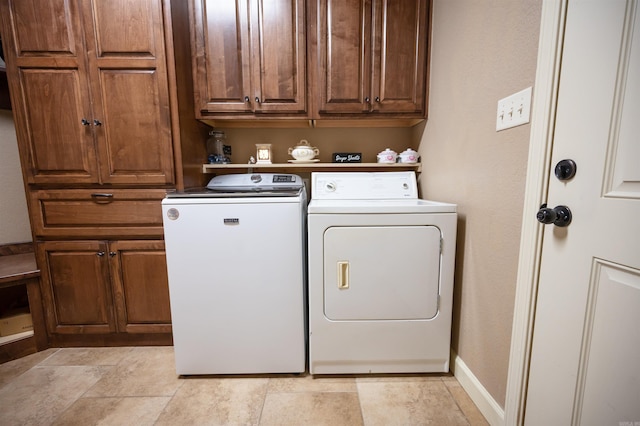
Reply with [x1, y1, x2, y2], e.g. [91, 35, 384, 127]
[0, 0, 176, 185]
[110, 240, 172, 333]
[192, 0, 253, 114]
[249, 0, 306, 113]
[82, 0, 175, 185]
[371, 0, 428, 114]
[0, 0, 100, 184]
[37, 241, 116, 334]
[192, 0, 306, 116]
[314, 0, 428, 117]
[316, 0, 372, 114]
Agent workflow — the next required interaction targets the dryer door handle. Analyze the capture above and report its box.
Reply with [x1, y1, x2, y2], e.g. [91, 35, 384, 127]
[338, 261, 350, 290]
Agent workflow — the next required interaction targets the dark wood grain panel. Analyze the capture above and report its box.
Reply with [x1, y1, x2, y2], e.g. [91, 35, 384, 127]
[90, 0, 158, 57]
[37, 241, 116, 334]
[9, 0, 77, 56]
[111, 240, 171, 334]
[19, 69, 98, 184]
[29, 189, 166, 238]
[193, 0, 307, 116]
[95, 69, 175, 184]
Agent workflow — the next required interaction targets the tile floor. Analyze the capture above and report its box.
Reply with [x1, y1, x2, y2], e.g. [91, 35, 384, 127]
[0, 346, 488, 425]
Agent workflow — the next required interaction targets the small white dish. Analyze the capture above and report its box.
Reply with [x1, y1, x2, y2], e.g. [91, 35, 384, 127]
[288, 159, 320, 163]
[377, 148, 398, 163]
[398, 148, 419, 164]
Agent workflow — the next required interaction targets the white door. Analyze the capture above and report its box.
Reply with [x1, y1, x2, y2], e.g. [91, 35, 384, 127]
[322, 225, 441, 320]
[525, 1, 640, 424]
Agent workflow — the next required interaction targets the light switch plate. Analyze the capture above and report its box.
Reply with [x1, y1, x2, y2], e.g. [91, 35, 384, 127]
[496, 87, 532, 131]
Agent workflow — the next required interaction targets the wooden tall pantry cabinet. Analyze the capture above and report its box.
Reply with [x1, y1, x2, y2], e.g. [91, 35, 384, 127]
[0, 0, 204, 347]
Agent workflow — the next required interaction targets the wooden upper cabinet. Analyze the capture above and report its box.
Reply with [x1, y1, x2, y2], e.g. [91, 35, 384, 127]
[315, 0, 429, 117]
[192, 0, 307, 117]
[0, 0, 175, 185]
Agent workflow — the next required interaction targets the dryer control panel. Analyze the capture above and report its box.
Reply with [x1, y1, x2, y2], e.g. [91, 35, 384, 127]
[311, 172, 418, 200]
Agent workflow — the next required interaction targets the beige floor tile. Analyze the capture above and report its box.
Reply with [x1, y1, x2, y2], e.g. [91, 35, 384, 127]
[268, 373, 357, 393]
[260, 391, 363, 426]
[0, 348, 59, 388]
[51, 396, 170, 426]
[443, 379, 489, 425]
[155, 377, 268, 426]
[0, 365, 105, 425]
[40, 347, 134, 366]
[357, 380, 470, 426]
[84, 346, 182, 397]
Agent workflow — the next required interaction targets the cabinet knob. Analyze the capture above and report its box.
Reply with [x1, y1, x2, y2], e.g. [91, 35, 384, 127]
[109, 251, 116, 257]
[97, 251, 105, 257]
[365, 97, 370, 103]
[93, 119, 102, 126]
[81, 118, 91, 126]
[244, 96, 250, 102]
[375, 96, 380, 103]
[255, 97, 261, 103]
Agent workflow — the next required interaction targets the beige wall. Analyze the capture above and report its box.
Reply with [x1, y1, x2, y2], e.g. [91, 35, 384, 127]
[419, 0, 542, 408]
[0, 109, 31, 244]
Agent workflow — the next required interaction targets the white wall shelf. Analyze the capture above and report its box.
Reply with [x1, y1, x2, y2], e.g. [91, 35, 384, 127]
[202, 162, 421, 174]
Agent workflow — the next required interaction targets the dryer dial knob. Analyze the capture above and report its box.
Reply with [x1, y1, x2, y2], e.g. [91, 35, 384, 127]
[325, 182, 336, 192]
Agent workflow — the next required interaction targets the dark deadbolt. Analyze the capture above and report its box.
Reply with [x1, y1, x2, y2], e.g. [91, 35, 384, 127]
[536, 204, 572, 227]
[554, 159, 577, 181]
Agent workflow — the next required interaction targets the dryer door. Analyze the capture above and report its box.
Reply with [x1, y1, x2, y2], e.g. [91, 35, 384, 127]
[323, 225, 441, 320]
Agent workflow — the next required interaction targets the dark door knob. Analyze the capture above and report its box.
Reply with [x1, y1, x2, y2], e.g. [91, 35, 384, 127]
[536, 204, 572, 227]
[554, 159, 577, 181]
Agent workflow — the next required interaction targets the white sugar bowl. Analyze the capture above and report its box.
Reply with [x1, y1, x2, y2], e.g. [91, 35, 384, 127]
[398, 148, 419, 164]
[377, 148, 398, 163]
[288, 139, 319, 161]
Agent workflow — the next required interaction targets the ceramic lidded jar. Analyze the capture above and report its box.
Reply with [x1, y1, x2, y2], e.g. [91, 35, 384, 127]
[398, 148, 419, 164]
[377, 148, 398, 163]
[288, 139, 319, 161]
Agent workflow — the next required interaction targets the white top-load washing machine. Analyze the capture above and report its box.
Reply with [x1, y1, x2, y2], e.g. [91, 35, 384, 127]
[307, 172, 457, 374]
[162, 173, 307, 375]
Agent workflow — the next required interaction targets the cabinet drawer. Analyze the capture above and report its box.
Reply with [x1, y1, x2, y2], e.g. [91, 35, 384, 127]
[30, 189, 167, 238]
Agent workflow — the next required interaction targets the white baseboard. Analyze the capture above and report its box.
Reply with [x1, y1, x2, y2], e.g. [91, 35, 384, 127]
[451, 351, 505, 426]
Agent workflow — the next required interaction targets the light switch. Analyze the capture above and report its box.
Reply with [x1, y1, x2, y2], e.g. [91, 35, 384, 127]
[496, 87, 532, 131]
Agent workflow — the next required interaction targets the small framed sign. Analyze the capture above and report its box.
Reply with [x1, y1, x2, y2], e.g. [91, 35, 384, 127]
[332, 152, 362, 163]
[255, 143, 272, 164]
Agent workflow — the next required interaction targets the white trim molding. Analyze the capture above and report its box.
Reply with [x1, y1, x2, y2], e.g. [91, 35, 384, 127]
[452, 351, 504, 425]
[504, 1, 568, 425]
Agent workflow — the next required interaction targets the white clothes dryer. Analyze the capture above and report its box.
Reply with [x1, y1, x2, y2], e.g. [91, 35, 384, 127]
[307, 172, 457, 374]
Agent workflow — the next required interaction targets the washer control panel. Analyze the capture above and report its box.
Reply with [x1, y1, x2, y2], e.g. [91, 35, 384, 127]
[311, 172, 418, 200]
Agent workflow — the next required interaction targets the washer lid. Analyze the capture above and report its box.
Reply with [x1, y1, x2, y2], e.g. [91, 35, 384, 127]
[311, 172, 418, 200]
[207, 173, 304, 192]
